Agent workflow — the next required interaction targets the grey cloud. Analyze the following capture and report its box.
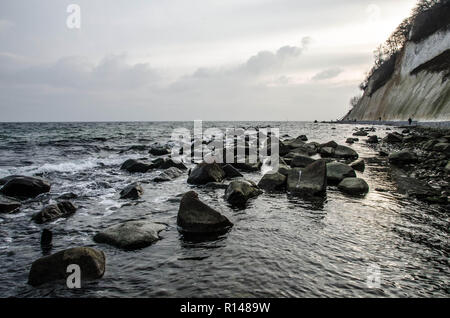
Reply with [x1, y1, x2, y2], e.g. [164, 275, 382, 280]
[312, 68, 343, 81]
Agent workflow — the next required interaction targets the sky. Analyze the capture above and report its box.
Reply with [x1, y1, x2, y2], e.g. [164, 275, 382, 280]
[0, 0, 418, 122]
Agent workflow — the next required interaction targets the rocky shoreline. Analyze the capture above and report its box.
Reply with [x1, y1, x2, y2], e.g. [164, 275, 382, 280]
[0, 123, 448, 288]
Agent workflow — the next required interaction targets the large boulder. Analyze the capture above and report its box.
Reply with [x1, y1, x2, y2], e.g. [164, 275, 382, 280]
[177, 191, 233, 234]
[32, 201, 77, 224]
[187, 162, 226, 185]
[288, 160, 327, 197]
[120, 159, 153, 173]
[152, 167, 184, 182]
[225, 180, 262, 206]
[257, 172, 286, 192]
[333, 145, 359, 159]
[0, 176, 50, 199]
[120, 183, 143, 199]
[28, 247, 105, 286]
[0, 195, 21, 213]
[94, 220, 166, 250]
[320, 140, 338, 149]
[388, 150, 418, 165]
[327, 162, 356, 183]
[350, 159, 365, 172]
[290, 155, 316, 168]
[338, 178, 369, 195]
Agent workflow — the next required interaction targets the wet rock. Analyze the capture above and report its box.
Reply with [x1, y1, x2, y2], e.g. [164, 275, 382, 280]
[149, 145, 170, 156]
[222, 164, 243, 179]
[353, 130, 368, 136]
[0, 176, 51, 199]
[230, 160, 262, 172]
[319, 147, 335, 157]
[32, 201, 77, 224]
[187, 162, 226, 185]
[28, 247, 105, 286]
[433, 143, 450, 156]
[257, 172, 287, 192]
[120, 183, 143, 199]
[225, 180, 262, 206]
[290, 155, 316, 168]
[366, 135, 379, 144]
[334, 145, 359, 159]
[177, 191, 233, 234]
[160, 158, 187, 170]
[41, 229, 53, 252]
[392, 172, 442, 202]
[0, 175, 22, 186]
[278, 164, 292, 176]
[56, 192, 78, 200]
[288, 160, 327, 197]
[338, 178, 369, 195]
[326, 162, 356, 183]
[422, 139, 438, 151]
[350, 159, 365, 172]
[94, 220, 165, 250]
[120, 159, 153, 173]
[383, 132, 403, 143]
[152, 167, 184, 182]
[320, 141, 338, 149]
[446, 161, 450, 172]
[0, 195, 21, 213]
[388, 150, 418, 165]
[346, 138, 356, 144]
[204, 182, 229, 190]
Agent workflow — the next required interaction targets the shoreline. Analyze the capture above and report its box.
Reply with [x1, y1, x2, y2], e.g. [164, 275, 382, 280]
[336, 120, 450, 128]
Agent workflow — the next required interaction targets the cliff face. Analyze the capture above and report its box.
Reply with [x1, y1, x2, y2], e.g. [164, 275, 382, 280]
[345, 29, 450, 121]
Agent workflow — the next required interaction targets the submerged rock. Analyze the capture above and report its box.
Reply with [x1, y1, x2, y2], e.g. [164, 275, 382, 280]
[288, 160, 327, 197]
[326, 162, 356, 183]
[353, 130, 368, 136]
[152, 167, 184, 182]
[28, 247, 105, 286]
[257, 172, 287, 192]
[187, 162, 226, 185]
[338, 178, 369, 195]
[32, 201, 77, 224]
[0, 176, 51, 199]
[0, 195, 21, 213]
[120, 183, 143, 199]
[177, 191, 233, 234]
[350, 159, 365, 172]
[225, 180, 262, 206]
[40, 229, 53, 249]
[121, 159, 153, 173]
[94, 220, 166, 250]
[388, 150, 418, 165]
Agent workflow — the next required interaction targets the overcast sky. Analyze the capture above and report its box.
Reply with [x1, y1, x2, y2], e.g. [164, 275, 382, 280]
[0, 0, 417, 122]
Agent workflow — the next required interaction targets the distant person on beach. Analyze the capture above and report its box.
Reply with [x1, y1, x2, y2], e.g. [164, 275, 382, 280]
[408, 118, 412, 125]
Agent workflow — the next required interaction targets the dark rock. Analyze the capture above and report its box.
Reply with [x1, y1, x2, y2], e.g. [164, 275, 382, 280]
[278, 164, 292, 176]
[224, 180, 262, 206]
[28, 247, 105, 286]
[152, 167, 184, 182]
[320, 141, 338, 149]
[40, 229, 52, 249]
[160, 158, 187, 170]
[433, 143, 450, 156]
[32, 201, 77, 224]
[0, 195, 21, 213]
[177, 191, 232, 234]
[319, 147, 335, 157]
[203, 182, 229, 190]
[257, 172, 287, 192]
[230, 160, 262, 172]
[120, 159, 153, 173]
[288, 160, 327, 197]
[290, 155, 316, 168]
[350, 159, 365, 172]
[56, 192, 78, 200]
[149, 145, 170, 156]
[388, 150, 418, 165]
[383, 132, 403, 143]
[120, 183, 143, 199]
[0, 176, 51, 199]
[353, 130, 368, 136]
[446, 161, 450, 172]
[326, 162, 356, 183]
[346, 138, 355, 144]
[222, 164, 243, 179]
[366, 135, 379, 144]
[338, 178, 369, 195]
[94, 220, 165, 250]
[0, 175, 22, 186]
[187, 162, 226, 185]
[334, 145, 359, 159]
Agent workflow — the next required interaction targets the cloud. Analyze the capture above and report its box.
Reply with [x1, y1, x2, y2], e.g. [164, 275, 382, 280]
[0, 19, 13, 32]
[312, 68, 343, 81]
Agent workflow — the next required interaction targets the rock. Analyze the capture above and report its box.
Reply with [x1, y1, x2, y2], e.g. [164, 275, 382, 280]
[338, 178, 369, 195]
[319, 147, 335, 157]
[422, 139, 438, 151]
[32, 201, 77, 224]
[446, 161, 450, 172]
[225, 180, 262, 206]
[0, 195, 21, 213]
[388, 150, 418, 165]
[0, 175, 22, 186]
[333, 145, 359, 159]
[56, 192, 78, 200]
[353, 130, 368, 136]
[177, 191, 233, 234]
[346, 138, 355, 144]
[383, 132, 403, 143]
[287, 167, 303, 192]
[28, 247, 105, 286]
[288, 160, 327, 197]
[120, 183, 143, 199]
[290, 155, 316, 168]
[121, 159, 153, 173]
[433, 143, 450, 156]
[278, 164, 292, 176]
[149, 145, 170, 156]
[222, 164, 243, 178]
[152, 167, 184, 182]
[320, 140, 338, 149]
[94, 220, 165, 250]
[379, 149, 389, 157]
[160, 158, 187, 170]
[326, 162, 356, 183]
[257, 172, 287, 192]
[187, 162, 226, 185]
[366, 135, 379, 144]
[297, 135, 308, 141]
[230, 160, 262, 172]
[350, 159, 365, 172]
[0, 176, 51, 199]
[204, 182, 229, 190]
[40, 229, 53, 248]
[392, 173, 441, 201]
